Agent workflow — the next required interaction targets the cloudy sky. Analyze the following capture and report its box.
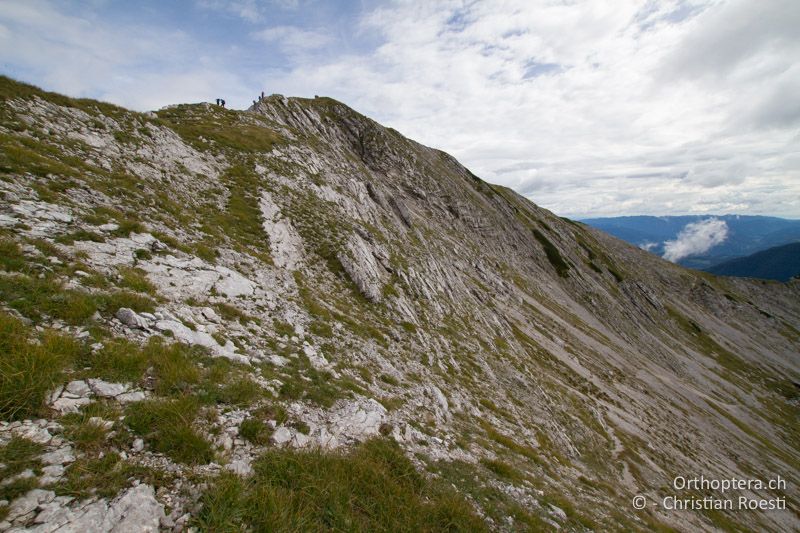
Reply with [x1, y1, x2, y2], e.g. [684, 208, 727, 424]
[1, 0, 798, 218]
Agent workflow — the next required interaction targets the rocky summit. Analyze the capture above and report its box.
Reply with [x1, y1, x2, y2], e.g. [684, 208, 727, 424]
[0, 76, 798, 532]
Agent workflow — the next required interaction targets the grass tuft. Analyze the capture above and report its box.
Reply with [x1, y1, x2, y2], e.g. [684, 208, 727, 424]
[532, 229, 570, 278]
[0, 436, 44, 501]
[116, 266, 157, 295]
[239, 418, 273, 445]
[194, 438, 487, 532]
[53, 452, 170, 499]
[124, 397, 214, 465]
[0, 312, 83, 420]
[0, 238, 26, 272]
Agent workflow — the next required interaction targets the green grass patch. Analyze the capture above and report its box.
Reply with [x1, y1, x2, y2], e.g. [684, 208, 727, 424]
[284, 187, 352, 275]
[0, 437, 44, 501]
[434, 458, 552, 530]
[665, 305, 743, 373]
[379, 373, 400, 386]
[0, 75, 130, 121]
[75, 338, 149, 383]
[54, 229, 105, 245]
[215, 377, 263, 408]
[479, 458, 524, 483]
[309, 319, 333, 338]
[0, 274, 99, 324]
[0, 132, 82, 179]
[276, 354, 351, 408]
[0, 271, 156, 325]
[61, 413, 110, 453]
[78, 337, 264, 409]
[194, 438, 487, 532]
[148, 339, 202, 395]
[400, 321, 417, 334]
[0, 238, 25, 271]
[125, 397, 214, 465]
[480, 420, 541, 464]
[156, 104, 283, 153]
[532, 229, 570, 278]
[53, 452, 170, 499]
[116, 266, 157, 295]
[100, 290, 156, 314]
[0, 312, 84, 420]
[273, 319, 295, 337]
[239, 418, 273, 445]
[213, 302, 261, 325]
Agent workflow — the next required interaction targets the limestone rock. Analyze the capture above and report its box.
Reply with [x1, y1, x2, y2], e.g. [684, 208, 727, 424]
[153, 319, 247, 363]
[337, 233, 388, 302]
[226, 459, 253, 476]
[65, 380, 91, 397]
[115, 308, 149, 329]
[51, 396, 92, 414]
[40, 446, 75, 466]
[260, 191, 304, 270]
[213, 266, 255, 298]
[6, 489, 55, 523]
[327, 398, 387, 442]
[271, 426, 292, 446]
[87, 379, 129, 398]
[10, 484, 165, 533]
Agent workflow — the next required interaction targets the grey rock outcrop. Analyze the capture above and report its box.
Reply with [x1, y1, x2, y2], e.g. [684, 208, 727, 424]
[6, 484, 164, 533]
[338, 234, 389, 302]
[115, 308, 149, 329]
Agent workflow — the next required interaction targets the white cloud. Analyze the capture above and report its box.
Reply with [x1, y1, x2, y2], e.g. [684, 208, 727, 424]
[662, 218, 729, 262]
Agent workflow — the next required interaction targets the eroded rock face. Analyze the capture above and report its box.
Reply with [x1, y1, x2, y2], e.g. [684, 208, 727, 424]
[338, 234, 389, 302]
[326, 398, 387, 442]
[153, 319, 245, 363]
[5, 484, 164, 533]
[260, 191, 304, 270]
[49, 379, 147, 413]
[294, 398, 388, 450]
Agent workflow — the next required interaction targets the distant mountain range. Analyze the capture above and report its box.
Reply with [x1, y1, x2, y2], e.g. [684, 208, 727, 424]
[579, 215, 800, 270]
[707, 242, 800, 282]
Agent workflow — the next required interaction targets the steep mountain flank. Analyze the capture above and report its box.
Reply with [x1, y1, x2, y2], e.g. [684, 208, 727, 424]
[0, 76, 798, 532]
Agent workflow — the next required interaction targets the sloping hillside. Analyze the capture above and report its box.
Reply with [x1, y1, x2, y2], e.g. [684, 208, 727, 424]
[1, 76, 798, 532]
[707, 242, 800, 282]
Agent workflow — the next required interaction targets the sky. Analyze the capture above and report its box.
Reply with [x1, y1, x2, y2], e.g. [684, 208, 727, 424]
[1, 0, 798, 219]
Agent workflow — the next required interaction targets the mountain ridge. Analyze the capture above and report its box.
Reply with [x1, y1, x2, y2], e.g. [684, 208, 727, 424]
[0, 76, 798, 532]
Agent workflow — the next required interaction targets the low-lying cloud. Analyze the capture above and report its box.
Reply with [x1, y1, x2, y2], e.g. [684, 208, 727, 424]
[662, 218, 729, 262]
